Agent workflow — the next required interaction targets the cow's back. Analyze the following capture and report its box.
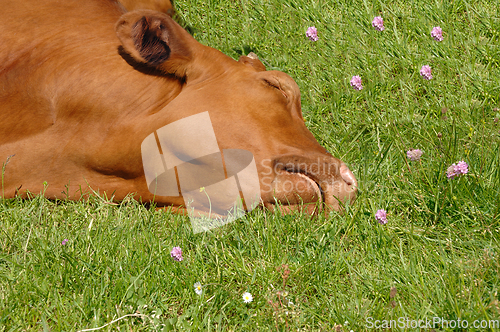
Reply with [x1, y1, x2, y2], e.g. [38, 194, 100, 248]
[0, 0, 179, 194]
[0, 0, 138, 145]
[0, 0, 123, 75]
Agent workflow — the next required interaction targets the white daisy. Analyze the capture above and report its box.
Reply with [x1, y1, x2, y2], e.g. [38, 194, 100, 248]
[194, 282, 202, 295]
[242, 292, 253, 303]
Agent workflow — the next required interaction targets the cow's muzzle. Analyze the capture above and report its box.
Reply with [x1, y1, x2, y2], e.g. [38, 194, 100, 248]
[262, 156, 357, 214]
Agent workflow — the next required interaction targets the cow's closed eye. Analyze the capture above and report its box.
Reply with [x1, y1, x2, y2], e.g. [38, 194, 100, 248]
[262, 78, 288, 100]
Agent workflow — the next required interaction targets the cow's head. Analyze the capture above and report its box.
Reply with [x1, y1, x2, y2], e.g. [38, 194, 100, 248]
[116, 10, 357, 215]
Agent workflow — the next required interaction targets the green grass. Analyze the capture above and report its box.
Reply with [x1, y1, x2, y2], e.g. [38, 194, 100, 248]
[2, 0, 500, 330]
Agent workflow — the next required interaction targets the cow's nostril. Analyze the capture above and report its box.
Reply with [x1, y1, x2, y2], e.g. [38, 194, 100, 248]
[340, 164, 356, 186]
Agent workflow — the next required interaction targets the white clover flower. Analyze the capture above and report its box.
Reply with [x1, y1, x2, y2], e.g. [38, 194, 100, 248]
[194, 282, 202, 295]
[242, 292, 253, 303]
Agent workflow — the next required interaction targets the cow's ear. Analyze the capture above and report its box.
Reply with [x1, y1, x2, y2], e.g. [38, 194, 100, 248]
[238, 53, 266, 72]
[116, 10, 192, 76]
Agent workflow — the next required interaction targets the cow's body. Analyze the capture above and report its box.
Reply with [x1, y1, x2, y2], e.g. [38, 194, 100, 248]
[0, 0, 356, 215]
[118, 0, 174, 16]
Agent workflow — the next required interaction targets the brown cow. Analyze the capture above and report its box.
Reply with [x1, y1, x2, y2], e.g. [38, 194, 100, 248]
[0, 0, 356, 218]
